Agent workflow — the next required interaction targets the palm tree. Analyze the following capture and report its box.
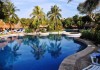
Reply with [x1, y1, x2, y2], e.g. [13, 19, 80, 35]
[20, 18, 31, 28]
[47, 5, 62, 30]
[30, 6, 45, 30]
[0, 0, 6, 19]
[3, 1, 19, 29]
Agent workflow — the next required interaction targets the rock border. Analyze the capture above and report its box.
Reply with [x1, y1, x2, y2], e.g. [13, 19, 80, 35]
[58, 38, 96, 70]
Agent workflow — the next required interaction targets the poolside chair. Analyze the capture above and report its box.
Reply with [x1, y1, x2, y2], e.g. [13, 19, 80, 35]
[90, 52, 100, 64]
[82, 64, 100, 70]
[97, 49, 100, 52]
[82, 52, 100, 70]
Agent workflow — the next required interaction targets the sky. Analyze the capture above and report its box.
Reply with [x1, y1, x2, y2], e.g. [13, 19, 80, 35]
[11, 0, 85, 18]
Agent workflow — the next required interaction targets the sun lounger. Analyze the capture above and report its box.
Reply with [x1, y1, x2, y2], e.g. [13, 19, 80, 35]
[97, 49, 100, 52]
[82, 64, 100, 70]
[90, 52, 100, 64]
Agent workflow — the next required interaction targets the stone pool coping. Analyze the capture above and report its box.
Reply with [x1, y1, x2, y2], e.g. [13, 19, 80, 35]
[24, 31, 81, 37]
[0, 31, 81, 39]
[0, 31, 81, 38]
[58, 38, 96, 70]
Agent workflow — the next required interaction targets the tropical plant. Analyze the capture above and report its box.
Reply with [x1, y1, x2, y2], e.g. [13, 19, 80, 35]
[0, 0, 6, 19]
[20, 18, 31, 28]
[30, 6, 45, 31]
[25, 28, 33, 33]
[77, 20, 84, 29]
[47, 5, 62, 31]
[81, 29, 100, 44]
[62, 18, 73, 28]
[2, 1, 19, 29]
[73, 15, 79, 24]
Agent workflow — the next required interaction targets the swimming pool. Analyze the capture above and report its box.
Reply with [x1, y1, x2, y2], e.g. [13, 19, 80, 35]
[0, 34, 86, 70]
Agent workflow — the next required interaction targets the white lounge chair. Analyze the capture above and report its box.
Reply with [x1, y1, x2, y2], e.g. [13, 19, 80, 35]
[90, 52, 100, 64]
[82, 64, 100, 70]
[97, 49, 100, 52]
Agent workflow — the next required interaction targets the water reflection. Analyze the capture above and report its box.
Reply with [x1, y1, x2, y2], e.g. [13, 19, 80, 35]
[0, 46, 21, 70]
[29, 36, 46, 60]
[23, 35, 37, 45]
[48, 34, 62, 41]
[0, 37, 22, 70]
[47, 35, 62, 58]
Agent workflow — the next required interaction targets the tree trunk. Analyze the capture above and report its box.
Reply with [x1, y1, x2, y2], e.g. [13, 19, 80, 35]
[88, 13, 95, 21]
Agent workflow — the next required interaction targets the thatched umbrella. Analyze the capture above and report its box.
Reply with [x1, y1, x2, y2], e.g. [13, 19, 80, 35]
[0, 20, 5, 29]
[3, 24, 9, 29]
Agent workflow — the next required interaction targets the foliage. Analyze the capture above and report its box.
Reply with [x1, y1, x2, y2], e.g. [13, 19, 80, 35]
[0, 0, 6, 19]
[77, 0, 100, 21]
[62, 18, 73, 28]
[77, 0, 100, 14]
[81, 15, 92, 23]
[81, 30, 94, 40]
[0, 0, 19, 29]
[25, 28, 33, 33]
[30, 6, 45, 30]
[47, 5, 62, 31]
[20, 18, 32, 28]
[81, 29, 100, 44]
[95, 13, 100, 25]
[3, 1, 19, 23]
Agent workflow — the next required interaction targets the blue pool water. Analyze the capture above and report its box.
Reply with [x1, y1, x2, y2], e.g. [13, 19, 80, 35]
[0, 34, 86, 70]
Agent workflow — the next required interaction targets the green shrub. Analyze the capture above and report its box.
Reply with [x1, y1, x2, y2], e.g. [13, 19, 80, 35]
[81, 30, 92, 39]
[81, 30, 100, 44]
[25, 28, 33, 33]
[96, 30, 100, 43]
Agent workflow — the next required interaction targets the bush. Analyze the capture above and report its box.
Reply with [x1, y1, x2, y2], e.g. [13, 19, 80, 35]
[25, 28, 33, 33]
[81, 30, 92, 39]
[81, 30, 100, 44]
[96, 30, 100, 44]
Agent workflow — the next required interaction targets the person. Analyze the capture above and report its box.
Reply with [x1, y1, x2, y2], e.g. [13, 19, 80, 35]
[4, 29, 7, 34]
